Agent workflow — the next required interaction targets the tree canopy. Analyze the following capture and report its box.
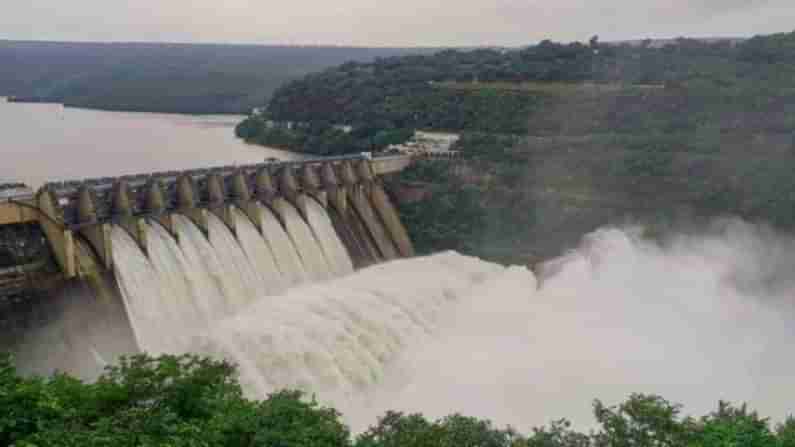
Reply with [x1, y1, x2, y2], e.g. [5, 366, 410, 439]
[3, 353, 795, 446]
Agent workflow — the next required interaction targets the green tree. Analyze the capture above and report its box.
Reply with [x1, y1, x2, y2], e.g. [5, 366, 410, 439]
[693, 402, 776, 447]
[776, 417, 795, 447]
[592, 394, 690, 447]
[356, 412, 519, 447]
[525, 420, 591, 447]
[1, 354, 351, 447]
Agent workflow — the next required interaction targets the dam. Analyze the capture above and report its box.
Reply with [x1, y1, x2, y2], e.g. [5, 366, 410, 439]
[0, 154, 416, 379]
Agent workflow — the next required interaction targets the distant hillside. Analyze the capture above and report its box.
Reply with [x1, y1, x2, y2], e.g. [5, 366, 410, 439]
[608, 36, 747, 48]
[238, 30, 795, 262]
[0, 41, 437, 114]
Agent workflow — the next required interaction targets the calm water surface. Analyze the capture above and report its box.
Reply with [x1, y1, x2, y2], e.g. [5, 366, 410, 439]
[0, 99, 302, 187]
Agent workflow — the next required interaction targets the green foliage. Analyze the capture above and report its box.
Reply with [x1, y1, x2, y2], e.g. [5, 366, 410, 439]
[235, 118, 414, 156]
[395, 158, 537, 263]
[693, 402, 776, 447]
[592, 394, 690, 446]
[524, 420, 591, 447]
[5, 354, 795, 447]
[619, 147, 674, 179]
[454, 133, 524, 163]
[0, 353, 350, 447]
[357, 411, 519, 447]
[777, 418, 795, 447]
[399, 181, 487, 255]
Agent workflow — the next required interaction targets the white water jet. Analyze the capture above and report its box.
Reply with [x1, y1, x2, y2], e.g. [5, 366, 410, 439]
[257, 203, 310, 286]
[206, 212, 264, 307]
[172, 214, 237, 317]
[272, 198, 333, 281]
[188, 251, 503, 399]
[111, 226, 183, 354]
[230, 207, 286, 296]
[336, 221, 795, 432]
[109, 199, 795, 436]
[304, 198, 355, 277]
[145, 221, 208, 330]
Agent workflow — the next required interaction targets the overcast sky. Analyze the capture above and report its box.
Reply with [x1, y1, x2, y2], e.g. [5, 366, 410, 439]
[3, 0, 794, 47]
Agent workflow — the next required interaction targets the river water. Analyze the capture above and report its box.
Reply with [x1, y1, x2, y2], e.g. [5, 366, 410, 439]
[0, 98, 301, 187]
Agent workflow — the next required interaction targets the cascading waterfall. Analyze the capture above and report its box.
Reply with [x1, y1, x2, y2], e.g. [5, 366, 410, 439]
[305, 198, 355, 276]
[188, 252, 502, 398]
[272, 198, 334, 281]
[171, 214, 236, 318]
[206, 212, 267, 305]
[19, 186, 795, 436]
[112, 200, 359, 359]
[231, 207, 286, 295]
[145, 221, 209, 330]
[111, 226, 184, 354]
[256, 203, 310, 286]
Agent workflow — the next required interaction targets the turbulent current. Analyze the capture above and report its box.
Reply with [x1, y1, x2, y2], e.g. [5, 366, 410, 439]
[109, 211, 795, 432]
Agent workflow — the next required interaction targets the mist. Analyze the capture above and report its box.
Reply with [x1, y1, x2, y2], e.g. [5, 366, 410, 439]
[333, 218, 795, 432]
[10, 214, 795, 434]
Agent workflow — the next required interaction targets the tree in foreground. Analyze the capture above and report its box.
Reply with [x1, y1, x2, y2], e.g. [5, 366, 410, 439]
[3, 353, 795, 446]
[0, 353, 349, 447]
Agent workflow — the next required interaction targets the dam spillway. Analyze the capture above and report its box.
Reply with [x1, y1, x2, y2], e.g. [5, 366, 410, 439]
[0, 155, 416, 379]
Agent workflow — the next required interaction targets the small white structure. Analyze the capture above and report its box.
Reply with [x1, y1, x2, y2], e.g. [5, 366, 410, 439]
[381, 131, 461, 156]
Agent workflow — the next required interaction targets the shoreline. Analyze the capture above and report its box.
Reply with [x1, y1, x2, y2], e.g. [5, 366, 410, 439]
[1, 95, 248, 117]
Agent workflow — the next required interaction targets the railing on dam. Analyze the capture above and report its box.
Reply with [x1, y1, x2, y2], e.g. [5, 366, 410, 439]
[0, 154, 416, 281]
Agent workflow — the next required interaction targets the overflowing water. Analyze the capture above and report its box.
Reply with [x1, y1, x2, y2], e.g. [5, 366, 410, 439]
[272, 198, 334, 281]
[25, 200, 795, 435]
[171, 214, 234, 317]
[188, 251, 501, 398]
[231, 207, 286, 295]
[206, 212, 264, 307]
[304, 198, 355, 277]
[335, 220, 795, 431]
[144, 222, 209, 331]
[111, 203, 357, 359]
[256, 203, 310, 286]
[111, 226, 181, 354]
[116, 215, 795, 432]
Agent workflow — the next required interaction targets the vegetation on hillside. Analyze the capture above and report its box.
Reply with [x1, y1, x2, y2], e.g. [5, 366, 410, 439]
[3, 352, 795, 446]
[0, 41, 435, 114]
[237, 31, 795, 262]
[395, 136, 536, 264]
[235, 120, 415, 157]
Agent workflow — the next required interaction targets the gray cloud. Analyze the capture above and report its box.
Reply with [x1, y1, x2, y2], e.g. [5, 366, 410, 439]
[2, 0, 793, 46]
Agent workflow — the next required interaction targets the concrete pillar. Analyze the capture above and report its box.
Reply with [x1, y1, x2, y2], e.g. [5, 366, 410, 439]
[35, 187, 76, 278]
[207, 173, 234, 233]
[278, 166, 308, 219]
[355, 159, 414, 257]
[301, 164, 327, 208]
[112, 181, 147, 255]
[145, 179, 173, 234]
[321, 162, 347, 214]
[348, 185, 399, 260]
[176, 174, 207, 232]
[77, 186, 112, 271]
[370, 183, 415, 257]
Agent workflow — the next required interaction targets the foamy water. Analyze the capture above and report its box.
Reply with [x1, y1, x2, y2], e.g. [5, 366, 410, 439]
[110, 213, 795, 432]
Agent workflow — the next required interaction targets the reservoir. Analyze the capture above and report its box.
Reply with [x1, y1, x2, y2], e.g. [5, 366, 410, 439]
[0, 98, 302, 187]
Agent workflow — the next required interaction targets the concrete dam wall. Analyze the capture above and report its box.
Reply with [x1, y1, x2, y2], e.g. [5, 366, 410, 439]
[0, 155, 415, 379]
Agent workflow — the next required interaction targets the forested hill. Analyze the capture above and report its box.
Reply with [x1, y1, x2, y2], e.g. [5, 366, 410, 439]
[242, 31, 795, 264]
[262, 32, 795, 130]
[0, 41, 436, 114]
